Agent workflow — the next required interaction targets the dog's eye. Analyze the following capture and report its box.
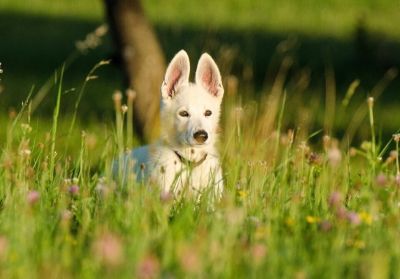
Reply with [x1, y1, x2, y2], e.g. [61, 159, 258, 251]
[204, 110, 212, 117]
[179, 110, 190, 117]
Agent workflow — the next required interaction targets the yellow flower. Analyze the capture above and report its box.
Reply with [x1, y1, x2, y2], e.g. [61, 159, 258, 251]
[306, 216, 320, 224]
[359, 211, 373, 225]
[238, 190, 248, 199]
[285, 217, 295, 227]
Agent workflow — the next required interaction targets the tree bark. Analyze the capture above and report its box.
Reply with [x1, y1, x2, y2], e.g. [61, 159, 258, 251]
[104, 0, 165, 141]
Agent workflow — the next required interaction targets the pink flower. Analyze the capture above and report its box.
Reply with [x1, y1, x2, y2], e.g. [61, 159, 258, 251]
[178, 245, 201, 274]
[27, 191, 40, 205]
[136, 254, 160, 279]
[328, 192, 342, 209]
[68, 185, 80, 196]
[319, 220, 332, 232]
[395, 174, 400, 187]
[375, 173, 388, 187]
[335, 206, 348, 220]
[93, 233, 123, 267]
[346, 212, 361, 226]
[327, 147, 342, 167]
[251, 244, 267, 265]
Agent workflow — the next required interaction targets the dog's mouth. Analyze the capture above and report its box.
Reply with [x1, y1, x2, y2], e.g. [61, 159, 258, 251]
[178, 136, 209, 147]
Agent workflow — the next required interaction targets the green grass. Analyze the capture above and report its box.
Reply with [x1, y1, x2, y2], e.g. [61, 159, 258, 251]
[0, 63, 400, 278]
[1, 3, 400, 276]
[1, 0, 400, 127]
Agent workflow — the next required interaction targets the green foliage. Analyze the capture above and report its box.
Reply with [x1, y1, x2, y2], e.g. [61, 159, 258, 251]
[0, 65, 400, 278]
[1, 2, 400, 277]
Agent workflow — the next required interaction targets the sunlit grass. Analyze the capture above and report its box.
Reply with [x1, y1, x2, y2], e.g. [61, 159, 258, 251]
[2, 0, 400, 39]
[0, 55, 400, 278]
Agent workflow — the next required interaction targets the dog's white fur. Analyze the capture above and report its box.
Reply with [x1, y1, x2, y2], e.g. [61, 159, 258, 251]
[120, 50, 224, 198]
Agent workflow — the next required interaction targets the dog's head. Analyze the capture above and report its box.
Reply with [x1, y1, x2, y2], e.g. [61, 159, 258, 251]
[160, 50, 224, 148]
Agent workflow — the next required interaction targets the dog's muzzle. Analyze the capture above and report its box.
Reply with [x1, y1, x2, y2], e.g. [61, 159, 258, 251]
[193, 130, 208, 144]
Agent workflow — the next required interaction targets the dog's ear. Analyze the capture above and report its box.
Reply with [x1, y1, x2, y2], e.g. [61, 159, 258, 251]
[161, 50, 190, 99]
[195, 53, 224, 99]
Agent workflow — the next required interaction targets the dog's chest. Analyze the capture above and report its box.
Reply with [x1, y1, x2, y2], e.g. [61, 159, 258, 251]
[149, 147, 219, 194]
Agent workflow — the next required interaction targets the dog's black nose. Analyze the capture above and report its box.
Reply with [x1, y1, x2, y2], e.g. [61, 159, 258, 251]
[193, 130, 208, 144]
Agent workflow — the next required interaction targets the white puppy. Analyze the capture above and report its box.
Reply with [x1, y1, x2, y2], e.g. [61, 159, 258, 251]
[118, 50, 224, 198]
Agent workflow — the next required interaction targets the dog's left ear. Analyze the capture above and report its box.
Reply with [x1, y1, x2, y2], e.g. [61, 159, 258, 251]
[195, 53, 224, 99]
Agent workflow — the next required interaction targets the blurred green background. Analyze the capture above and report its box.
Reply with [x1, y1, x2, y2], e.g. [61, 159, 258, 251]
[1, 0, 399, 135]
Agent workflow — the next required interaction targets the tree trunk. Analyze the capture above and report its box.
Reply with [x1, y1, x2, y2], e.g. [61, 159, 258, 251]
[104, 0, 165, 141]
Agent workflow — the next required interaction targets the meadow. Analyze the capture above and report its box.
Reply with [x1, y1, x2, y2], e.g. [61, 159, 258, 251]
[1, 0, 400, 278]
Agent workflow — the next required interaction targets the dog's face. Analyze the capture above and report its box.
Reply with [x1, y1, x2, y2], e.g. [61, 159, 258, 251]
[160, 50, 224, 148]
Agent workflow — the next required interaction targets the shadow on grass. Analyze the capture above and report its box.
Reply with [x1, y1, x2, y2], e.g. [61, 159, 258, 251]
[0, 11, 399, 120]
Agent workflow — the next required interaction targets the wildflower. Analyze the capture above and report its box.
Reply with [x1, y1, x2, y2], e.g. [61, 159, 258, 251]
[306, 215, 320, 224]
[136, 254, 160, 279]
[327, 147, 342, 167]
[328, 192, 342, 208]
[393, 134, 400, 142]
[346, 211, 361, 226]
[93, 232, 123, 267]
[27, 191, 40, 205]
[335, 206, 348, 220]
[238, 190, 248, 199]
[319, 220, 332, 232]
[395, 174, 400, 187]
[68, 185, 80, 196]
[375, 173, 388, 187]
[250, 244, 267, 265]
[308, 152, 322, 165]
[121, 104, 128, 114]
[178, 244, 201, 274]
[126, 89, 136, 101]
[359, 211, 373, 225]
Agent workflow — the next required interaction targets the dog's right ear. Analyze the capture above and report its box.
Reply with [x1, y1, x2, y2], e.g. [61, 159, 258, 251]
[161, 50, 190, 99]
